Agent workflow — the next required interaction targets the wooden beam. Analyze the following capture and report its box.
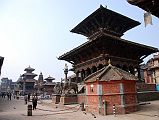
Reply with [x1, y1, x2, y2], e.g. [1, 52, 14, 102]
[94, 17, 101, 28]
[127, 0, 147, 5]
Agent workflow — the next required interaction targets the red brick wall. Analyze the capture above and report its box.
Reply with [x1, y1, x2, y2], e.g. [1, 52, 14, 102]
[102, 82, 120, 94]
[124, 81, 136, 93]
[87, 95, 99, 105]
[102, 95, 122, 114]
[86, 95, 99, 113]
[60, 95, 77, 105]
[102, 95, 121, 106]
[87, 82, 98, 94]
[125, 105, 138, 114]
[77, 94, 86, 104]
[125, 94, 137, 104]
[102, 82, 122, 114]
[123, 81, 137, 105]
[85, 80, 138, 115]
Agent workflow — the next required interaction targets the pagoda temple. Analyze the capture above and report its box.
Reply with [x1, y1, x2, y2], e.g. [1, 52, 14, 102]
[58, 5, 158, 83]
[43, 76, 56, 96]
[17, 66, 37, 95]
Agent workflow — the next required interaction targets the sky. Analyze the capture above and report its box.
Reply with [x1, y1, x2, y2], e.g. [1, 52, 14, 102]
[0, 0, 159, 82]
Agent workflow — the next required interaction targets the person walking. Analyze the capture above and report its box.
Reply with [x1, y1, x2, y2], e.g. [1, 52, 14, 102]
[32, 96, 35, 110]
[24, 94, 28, 104]
[9, 92, 12, 100]
[32, 96, 37, 110]
[7, 92, 9, 100]
[28, 93, 30, 102]
[34, 96, 37, 109]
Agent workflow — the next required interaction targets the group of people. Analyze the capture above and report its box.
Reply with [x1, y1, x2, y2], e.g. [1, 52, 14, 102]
[24, 93, 38, 110]
[1, 92, 12, 100]
[1, 92, 6, 98]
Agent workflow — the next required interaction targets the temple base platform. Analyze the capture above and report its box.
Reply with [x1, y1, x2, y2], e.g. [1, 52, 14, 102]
[60, 94, 78, 105]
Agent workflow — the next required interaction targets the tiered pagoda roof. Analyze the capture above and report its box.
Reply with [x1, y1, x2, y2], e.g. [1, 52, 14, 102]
[58, 33, 158, 63]
[127, 0, 159, 18]
[20, 66, 37, 83]
[71, 5, 140, 38]
[58, 5, 158, 75]
[22, 73, 37, 78]
[24, 65, 35, 72]
[44, 76, 55, 86]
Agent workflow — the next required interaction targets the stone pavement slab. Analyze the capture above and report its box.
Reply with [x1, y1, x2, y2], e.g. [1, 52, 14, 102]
[0, 97, 159, 120]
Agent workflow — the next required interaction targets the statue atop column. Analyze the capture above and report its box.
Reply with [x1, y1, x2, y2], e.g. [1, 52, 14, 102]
[62, 64, 78, 95]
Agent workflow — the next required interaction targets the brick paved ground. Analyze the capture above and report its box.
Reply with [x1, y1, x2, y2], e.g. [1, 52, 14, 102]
[0, 96, 159, 120]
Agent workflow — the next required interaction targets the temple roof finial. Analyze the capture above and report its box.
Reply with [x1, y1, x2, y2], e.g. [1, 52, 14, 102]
[100, 4, 104, 8]
[100, 4, 107, 9]
[108, 59, 111, 65]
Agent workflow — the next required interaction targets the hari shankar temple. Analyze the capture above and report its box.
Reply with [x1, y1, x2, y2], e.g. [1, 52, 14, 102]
[58, 5, 159, 115]
[58, 5, 158, 83]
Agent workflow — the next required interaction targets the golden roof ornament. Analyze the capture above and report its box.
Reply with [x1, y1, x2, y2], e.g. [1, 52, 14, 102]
[108, 59, 111, 65]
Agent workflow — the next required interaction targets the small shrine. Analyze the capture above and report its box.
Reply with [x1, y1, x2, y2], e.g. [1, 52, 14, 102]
[85, 63, 138, 115]
[43, 76, 56, 97]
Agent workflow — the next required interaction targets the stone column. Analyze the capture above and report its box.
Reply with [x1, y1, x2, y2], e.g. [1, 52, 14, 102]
[97, 84, 103, 114]
[120, 83, 125, 114]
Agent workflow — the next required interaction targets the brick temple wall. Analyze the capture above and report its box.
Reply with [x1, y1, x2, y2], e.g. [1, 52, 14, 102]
[85, 95, 99, 113]
[77, 94, 86, 104]
[85, 81, 138, 115]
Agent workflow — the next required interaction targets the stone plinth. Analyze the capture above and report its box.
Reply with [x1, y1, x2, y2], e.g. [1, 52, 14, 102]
[60, 94, 78, 105]
[52, 94, 61, 104]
